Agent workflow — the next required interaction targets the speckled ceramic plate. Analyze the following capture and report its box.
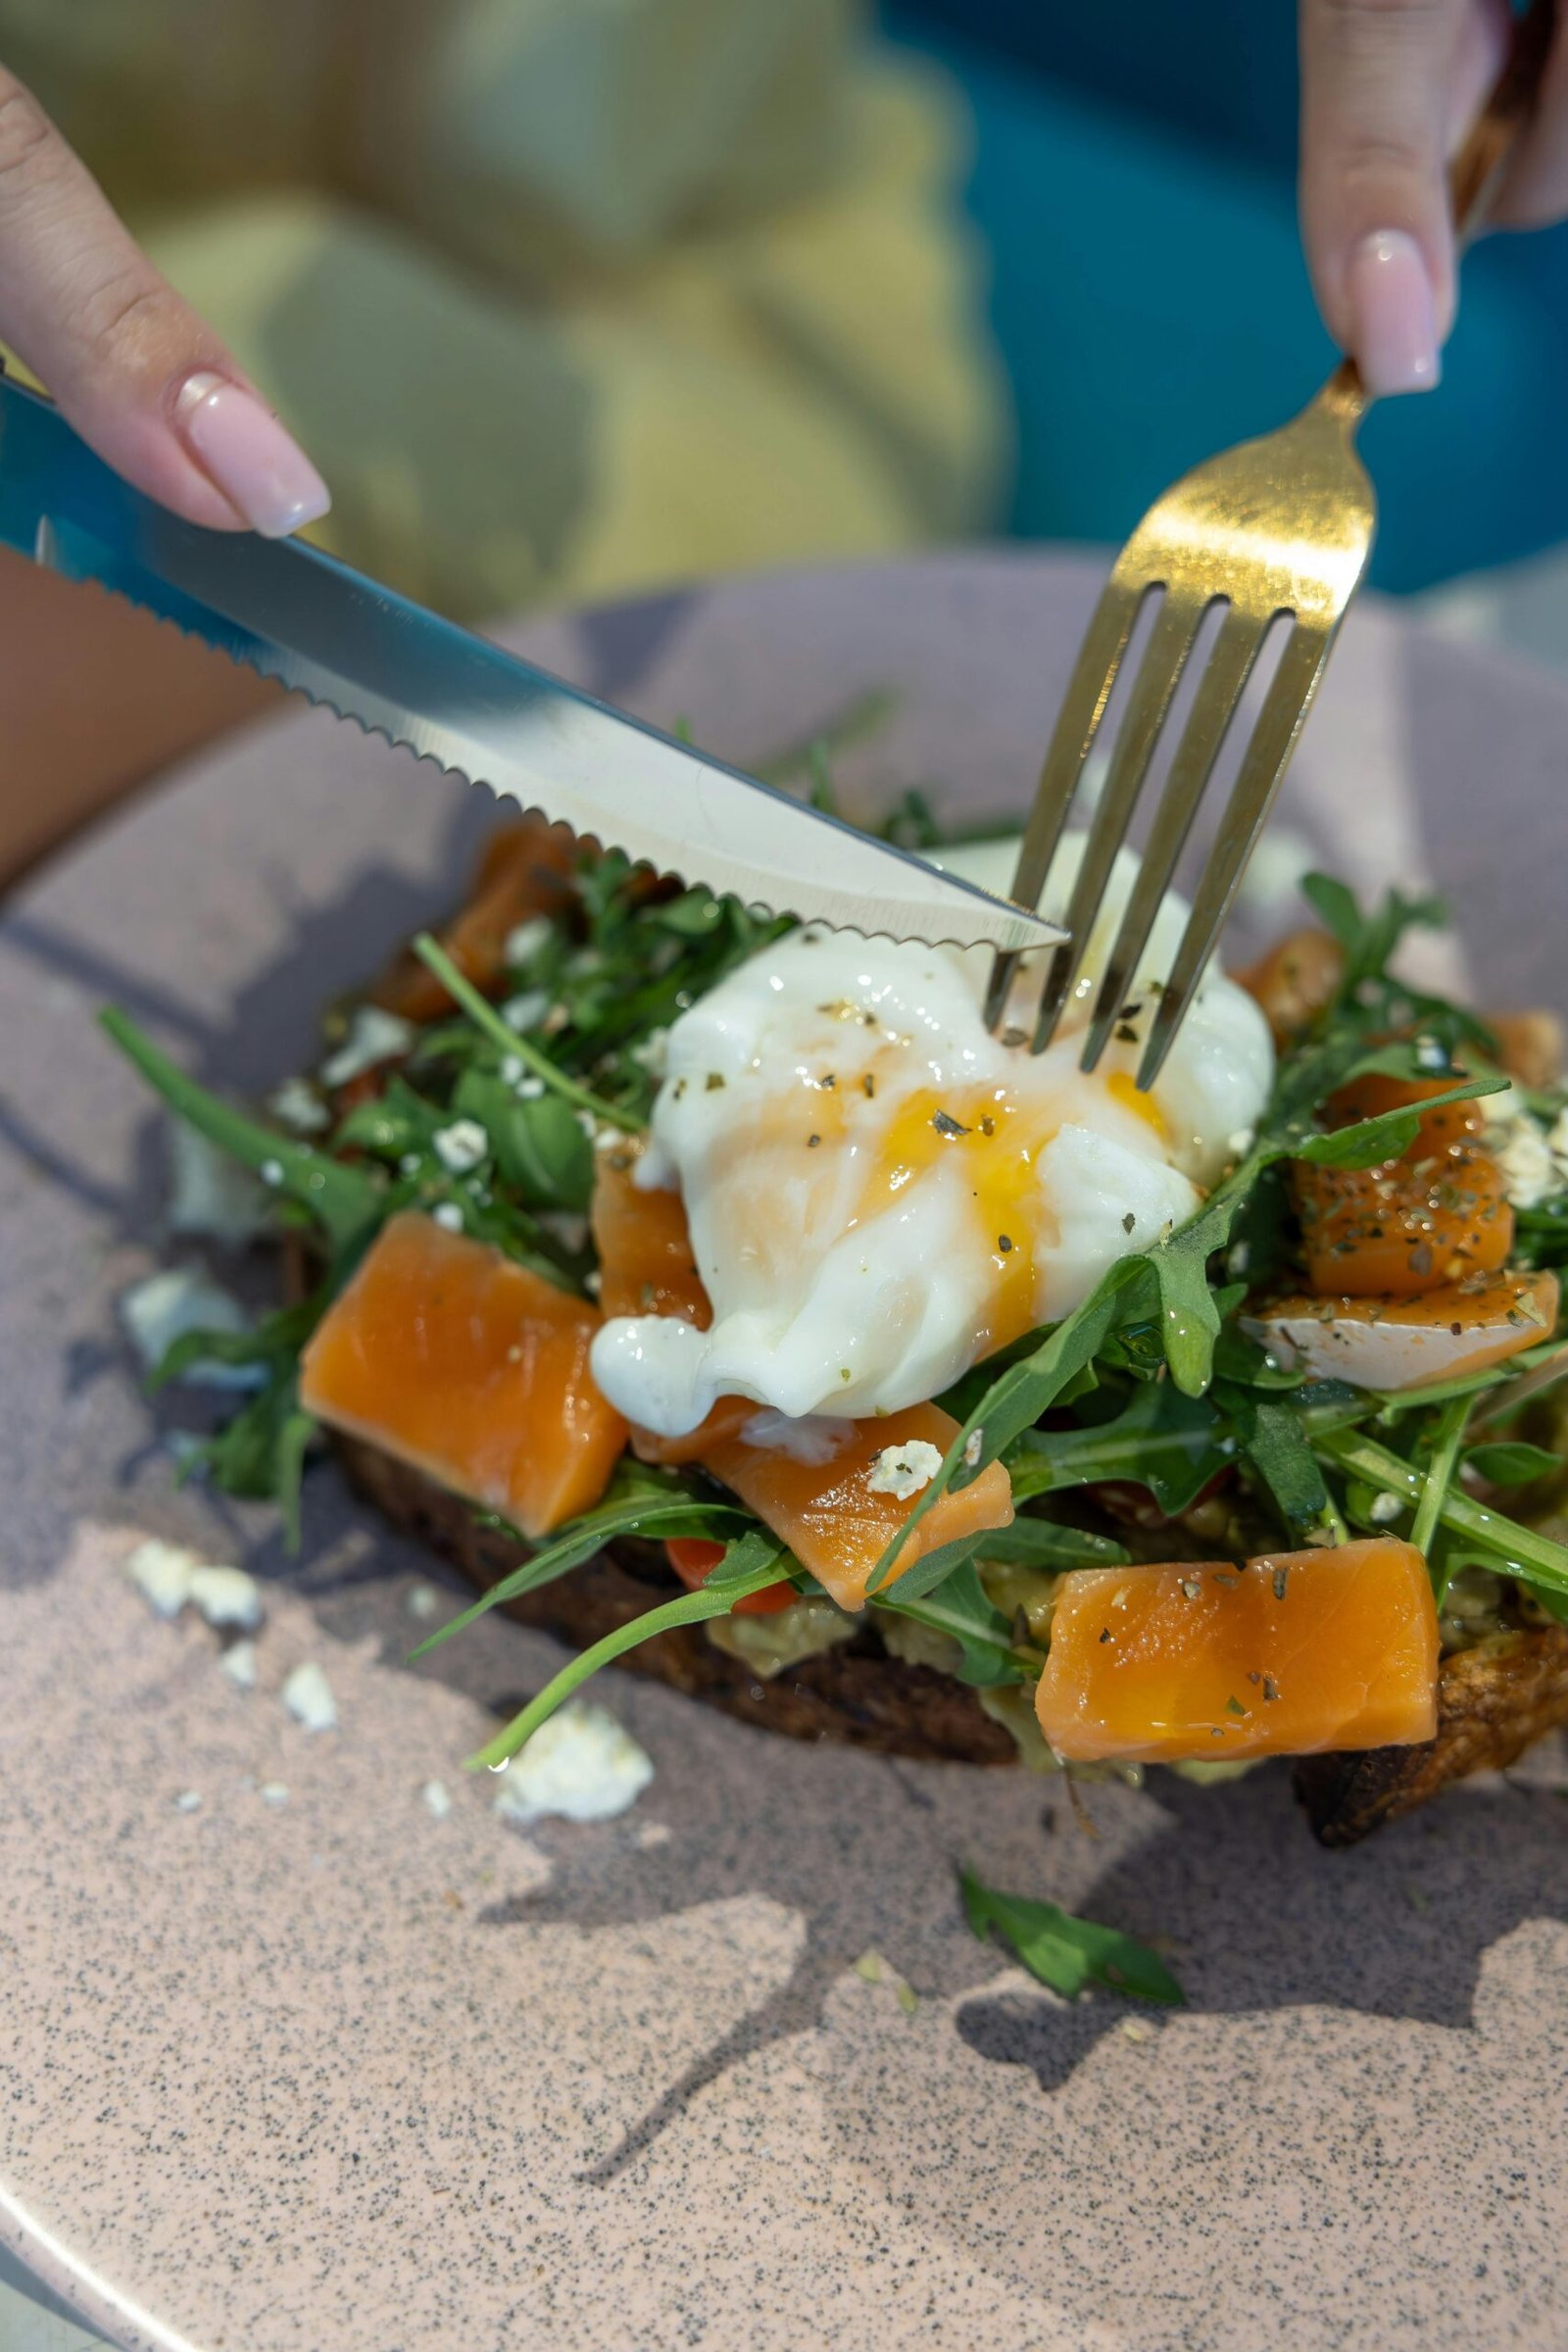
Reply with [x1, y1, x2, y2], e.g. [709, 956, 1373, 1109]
[4, 552, 1568, 2352]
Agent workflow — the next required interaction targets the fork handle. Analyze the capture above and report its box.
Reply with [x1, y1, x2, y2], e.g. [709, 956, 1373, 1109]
[1323, 0, 1555, 423]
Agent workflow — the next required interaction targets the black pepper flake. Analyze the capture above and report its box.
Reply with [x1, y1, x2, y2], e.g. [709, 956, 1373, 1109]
[1262, 1674, 1280, 1702]
[979, 1114, 997, 1137]
[1122, 1212, 1137, 1234]
[863, 1073, 876, 1099]
[998, 1234, 1014, 1254]
[819, 1072, 836, 1089]
[1225, 1695, 1247, 1717]
[1247, 1670, 1261, 1686]
[1099, 1626, 1112, 1644]
[705, 1072, 726, 1092]
[1450, 1321, 1463, 1337]
[1115, 1023, 1139, 1044]
[1119, 1002, 1144, 1022]
[1272, 1563, 1290, 1601]
[932, 1109, 969, 1139]
[807, 1134, 822, 1149]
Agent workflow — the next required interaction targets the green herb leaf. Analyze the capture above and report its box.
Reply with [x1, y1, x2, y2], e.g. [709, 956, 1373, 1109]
[410, 1479, 758, 1658]
[1314, 1427, 1568, 1604]
[867, 1255, 1159, 1592]
[1292, 1070, 1507, 1170]
[100, 1008, 381, 1254]
[453, 1070, 594, 1209]
[872, 1557, 1030, 1686]
[1006, 1380, 1236, 1516]
[1221, 1388, 1332, 1537]
[466, 1528, 792, 1769]
[977, 1518, 1130, 1568]
[959, 1869, 1184, 2006]
[411, 933, 640, 1133]
[1463, 1441, 1561, 1487]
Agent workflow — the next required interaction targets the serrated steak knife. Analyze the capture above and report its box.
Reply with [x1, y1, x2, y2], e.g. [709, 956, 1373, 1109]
[0, 375, 1060, 954]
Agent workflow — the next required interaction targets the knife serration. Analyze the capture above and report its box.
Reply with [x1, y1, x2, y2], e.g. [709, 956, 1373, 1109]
[0, 377, 1062, 956]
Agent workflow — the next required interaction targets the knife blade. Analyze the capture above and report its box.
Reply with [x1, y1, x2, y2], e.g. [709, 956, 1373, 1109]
[0, 375, 1061, 956]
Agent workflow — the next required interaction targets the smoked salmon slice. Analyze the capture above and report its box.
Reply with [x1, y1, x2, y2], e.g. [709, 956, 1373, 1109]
[702, 1404, 1013, 1613]
[1291, 1072, 1513, 1296]
[1247, 1268, 1558, 1391]
[1036, 1538, 1439, 1764]
[300, 1210, 627, 1539]
[371, 818, 577, 1025]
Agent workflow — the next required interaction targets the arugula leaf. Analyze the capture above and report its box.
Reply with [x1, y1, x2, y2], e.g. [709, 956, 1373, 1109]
[466, 1529, 792, 1769]
[1006, 1380, 1236, 1516]
[1463, 1441, 1561, 1488]
[173, 1368, 318, 1550]
[100, 1008, 381, 1255]
[1220, 1388, 1333, 1539]
[1314, 1427, 1568, 1603]
[976, 1518, 1131, 1568]
[1291, 1070, 1506, 1169]
[872, 1558, 1029, 1686]
[867, 1255, 1159, 1592]
[410, 1479, 759, 1658]
[1300, 871, 1446, 990]
[412, 933, 640, 1132]
[453, 1070, 594, 1209]
[960, 1869, 1184, 2006]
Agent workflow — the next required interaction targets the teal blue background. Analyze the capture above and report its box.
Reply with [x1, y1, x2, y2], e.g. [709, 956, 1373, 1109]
[884, 5, 1568, 591]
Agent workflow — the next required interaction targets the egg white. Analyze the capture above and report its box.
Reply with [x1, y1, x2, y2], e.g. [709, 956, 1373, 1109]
[589, 836, 1274, 1437]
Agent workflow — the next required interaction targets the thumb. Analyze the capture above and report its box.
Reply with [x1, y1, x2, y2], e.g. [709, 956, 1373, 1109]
[1298, 0, 1468, 396]
[0, 69, 327, 534]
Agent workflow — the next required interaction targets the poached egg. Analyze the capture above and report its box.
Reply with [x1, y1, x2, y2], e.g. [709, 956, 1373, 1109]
[589, 837, 1273, 1437]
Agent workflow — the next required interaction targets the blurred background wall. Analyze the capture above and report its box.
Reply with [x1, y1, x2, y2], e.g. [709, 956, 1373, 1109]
[2, 0, 1567, 887]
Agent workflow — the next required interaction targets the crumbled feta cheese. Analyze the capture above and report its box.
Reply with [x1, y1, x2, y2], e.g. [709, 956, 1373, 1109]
[962, 1428, 984, 1471]
[1227, 1128, 1255, 1159]
[318, 1005, 414, 1089]
[267, 1076, 329, 1135]
[502, 916, 553, 971]
[420, 1780, 453, 1820]
[124, 1537, 198, 1618]
[400, 1152, 423, 1176]
[406, 1583, 441, 1621]
[1368, 1492, 1404, 1526]
[630, 1027, 671, 1078]
[501, 989, 549, 1033]
[866, 1439, 945, 1500]
[575, 1109, 598, 1139]
[259, 1782, 290, 1807]
[166, 1124, 269, 1243]
[173, 1789, 203, 1813]
[517, 1076, 547, 1102]
[432, 1201, 466, 1233]
[120, 1268, 261, 1389]
[281, 1661, 338, 1733]
[433, 1118, 488, 1175]
[539, 1210, 589, 1253]
[583, 1269, 602, 1298]
[500, 1054, 524, 1086]
[1484, 1109, 1556, 1209]
[220, 1639, 258, 1690]
[189, 1563, 264, 1631]
[260, 1158, 285, 1189]
[491, 1702, 653, 1825]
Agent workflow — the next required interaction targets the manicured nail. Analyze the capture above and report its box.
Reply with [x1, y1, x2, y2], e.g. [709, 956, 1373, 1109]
[1347, 230, 1440, 397]
[173, 370, 329, 536]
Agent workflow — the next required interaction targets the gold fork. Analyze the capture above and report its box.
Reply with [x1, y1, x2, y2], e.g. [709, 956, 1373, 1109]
[988, 0, 1555, 1087]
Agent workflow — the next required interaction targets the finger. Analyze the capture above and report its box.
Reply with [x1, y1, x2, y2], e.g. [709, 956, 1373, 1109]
[1446, 0, 1510, 155]
[1298, 0, 1468, 395]
[0, 69, 327, 534]
[1489, 13, 1568, 224]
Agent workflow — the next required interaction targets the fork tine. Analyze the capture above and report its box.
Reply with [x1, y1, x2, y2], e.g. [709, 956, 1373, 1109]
[1137, 619, 1334, 1090]
[1028, 589, 1208, 1053]
[982, 571, 1148, 1031]
[1078, 602, 1265, 1075]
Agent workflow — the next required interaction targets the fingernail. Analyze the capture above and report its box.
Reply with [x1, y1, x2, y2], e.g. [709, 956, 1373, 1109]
[1347, 230, 1440, 397]
[173, 370, 329, 536]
